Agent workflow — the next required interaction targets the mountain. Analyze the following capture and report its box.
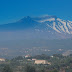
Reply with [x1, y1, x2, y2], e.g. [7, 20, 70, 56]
[0, 15, 72, 39]
[0, 16, 39, 31]
[0, 15, 72, 58]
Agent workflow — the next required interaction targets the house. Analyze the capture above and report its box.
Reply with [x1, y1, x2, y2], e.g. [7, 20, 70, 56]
[34, 60, 51, 65]
[0, 58, 5, 62]
[32, 58, 37, 61]
[27, 59, 31, 61]
[25, 54, 31, 58]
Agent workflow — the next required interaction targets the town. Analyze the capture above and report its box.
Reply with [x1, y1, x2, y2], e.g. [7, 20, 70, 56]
[0, 54, 72, 72]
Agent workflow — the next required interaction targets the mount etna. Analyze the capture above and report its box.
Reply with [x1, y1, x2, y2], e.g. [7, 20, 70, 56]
[0, 15, 72, 58]
[0, 15, 72, 40]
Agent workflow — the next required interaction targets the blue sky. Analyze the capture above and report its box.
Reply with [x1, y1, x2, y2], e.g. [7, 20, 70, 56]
[0, 0, 72, 24]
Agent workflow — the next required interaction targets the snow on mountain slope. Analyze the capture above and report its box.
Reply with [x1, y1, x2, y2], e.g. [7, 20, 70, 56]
[33, 16, 72, 34]
[0, 15, 72, 39]
[1, 15, 72, 35]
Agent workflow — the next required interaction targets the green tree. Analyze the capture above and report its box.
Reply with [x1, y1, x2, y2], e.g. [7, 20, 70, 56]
[25, 65, 36, 72]
[52, 69, 58, 72]
[2, 65, 13, 72]
[40, 69, 45, 72]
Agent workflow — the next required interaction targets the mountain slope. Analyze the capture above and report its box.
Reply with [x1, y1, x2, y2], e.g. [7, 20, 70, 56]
[0, 16, 39, 31]
[32, 16, 72, 34]
[0, 15, 72, 39]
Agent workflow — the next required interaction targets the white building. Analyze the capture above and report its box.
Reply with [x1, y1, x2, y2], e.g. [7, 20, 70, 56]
[25, 54, 31, 58]
[34, 60, 51, 65]
[32, 58, 37, 61]
[0, 58, 5, 62]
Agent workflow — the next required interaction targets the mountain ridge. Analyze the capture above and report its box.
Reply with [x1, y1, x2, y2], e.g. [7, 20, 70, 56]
[0, 15, 72, 39]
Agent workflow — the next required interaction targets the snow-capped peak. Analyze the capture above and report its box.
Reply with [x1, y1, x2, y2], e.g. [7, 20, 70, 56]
[33, 16, 72, 34]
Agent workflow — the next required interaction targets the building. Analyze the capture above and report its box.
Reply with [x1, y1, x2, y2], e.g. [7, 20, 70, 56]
[32, 58, 37, 61]
[0, 58, 5, 62]
[34, 60, 51, 65]
[27, 59, 31, 61]
[25, 54, 31, 58]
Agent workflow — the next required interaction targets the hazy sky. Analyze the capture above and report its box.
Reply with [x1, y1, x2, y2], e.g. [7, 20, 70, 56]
[0, 0, 72, 24]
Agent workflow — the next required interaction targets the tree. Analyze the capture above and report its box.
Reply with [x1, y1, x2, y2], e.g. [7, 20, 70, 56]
[2, 65, 13, 72]
[52, 69, 58, 72]
[25, 65, 36, 72]
[40, 69, 45, 72]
